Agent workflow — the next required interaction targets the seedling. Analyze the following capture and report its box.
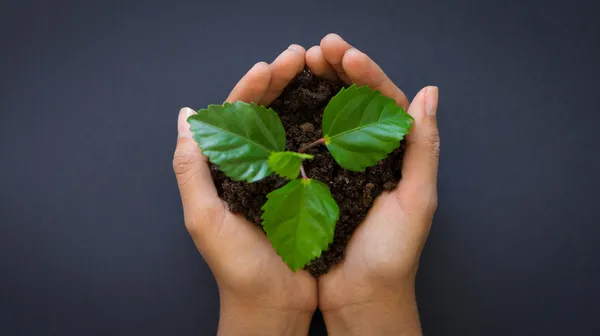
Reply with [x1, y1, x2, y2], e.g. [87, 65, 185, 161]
[188, 85, 413, 271]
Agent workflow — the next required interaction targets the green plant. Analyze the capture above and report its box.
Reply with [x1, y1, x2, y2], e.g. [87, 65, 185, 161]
[188, 84, 413, 271]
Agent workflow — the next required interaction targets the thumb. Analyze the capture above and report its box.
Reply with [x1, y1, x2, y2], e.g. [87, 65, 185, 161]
[173, 107, 224, 237]
[395, 86, 440, 216]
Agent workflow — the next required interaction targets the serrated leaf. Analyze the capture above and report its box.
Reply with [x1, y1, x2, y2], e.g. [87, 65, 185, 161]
[267, 152, 314, 179]
[322, 85, 413, 171]
[261, 179, 339, 271]
[187, 102, 286, 182]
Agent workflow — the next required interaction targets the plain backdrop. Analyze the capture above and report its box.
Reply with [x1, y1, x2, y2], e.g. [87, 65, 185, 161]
[1, 0, 599, 335]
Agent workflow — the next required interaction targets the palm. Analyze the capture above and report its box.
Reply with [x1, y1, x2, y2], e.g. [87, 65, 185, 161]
[175, 33, 437, 334]
[318, 191, 429, 310]
[209, 208, 317, 311]
[304, 34, 438, 313]
[174, 45, 317, 313]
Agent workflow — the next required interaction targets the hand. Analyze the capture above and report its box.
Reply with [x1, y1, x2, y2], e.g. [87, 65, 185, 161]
[173, 45, 316, 336]
[306, 34, 440, 335]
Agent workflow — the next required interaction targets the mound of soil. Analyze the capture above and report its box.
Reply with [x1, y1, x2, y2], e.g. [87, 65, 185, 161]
[210, 69, 405, 276]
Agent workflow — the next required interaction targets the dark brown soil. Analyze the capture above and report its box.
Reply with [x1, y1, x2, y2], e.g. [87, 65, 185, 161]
[210, 69, 405, 276]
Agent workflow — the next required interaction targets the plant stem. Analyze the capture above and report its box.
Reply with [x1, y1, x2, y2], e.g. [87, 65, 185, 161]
[298, 138, 324, 180]
[298, 138, 325, 153]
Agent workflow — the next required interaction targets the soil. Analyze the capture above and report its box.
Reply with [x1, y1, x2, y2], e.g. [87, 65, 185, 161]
[210, 69, 406, 276]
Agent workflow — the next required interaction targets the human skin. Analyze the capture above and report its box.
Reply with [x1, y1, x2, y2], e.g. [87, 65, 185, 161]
[173, 34, 439, 335]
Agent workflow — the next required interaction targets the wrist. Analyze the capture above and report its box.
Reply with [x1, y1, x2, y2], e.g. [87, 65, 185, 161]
[218, 298, 313, 336]
[322, 287, 421, 336]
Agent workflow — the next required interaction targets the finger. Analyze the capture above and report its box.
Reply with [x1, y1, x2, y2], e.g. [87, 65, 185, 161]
[395, 87, 440, 216]
[306, 46, 337, 81]
[173, 107, 225, 234]
[226, 62, 272, 103]
[341, 48, 410, 110]
[319, 33, 351, 83]
[260, 44, 306, 105]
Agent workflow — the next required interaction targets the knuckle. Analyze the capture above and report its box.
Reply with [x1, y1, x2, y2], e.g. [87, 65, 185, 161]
[416, 186, 438, 212]
[172, 149, 198, 185]
[184, 201, 223, 235]
[417, 190, 438, 218]
[427, 192, 439, 214]
[425, 127, 441, 160]
[399, 184, 438, 217]
[416, 128, 440, 171]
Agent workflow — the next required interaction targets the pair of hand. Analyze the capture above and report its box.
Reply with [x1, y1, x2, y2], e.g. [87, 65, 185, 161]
[173, 33, 439, 336]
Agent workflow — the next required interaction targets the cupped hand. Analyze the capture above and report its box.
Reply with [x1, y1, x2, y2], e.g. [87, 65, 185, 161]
[173, 45, 316, 336]
[306, 34, 440, 335]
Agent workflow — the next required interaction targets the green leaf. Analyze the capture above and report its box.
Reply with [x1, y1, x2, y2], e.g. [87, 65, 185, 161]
[267, 152, 314, 179]
[188, 102, 286, 182]
[261, 179, 339, 271]
[322, 84, 413, 171]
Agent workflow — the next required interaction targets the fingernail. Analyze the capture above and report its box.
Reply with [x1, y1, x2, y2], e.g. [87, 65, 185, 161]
[425, 86, 439, 116]
[178, 107, 195, 138]
[344, 47, 361, 56]
[288, 44, 304, 52]
[323, 33, 342, 42]
[251, 61, 269, 71]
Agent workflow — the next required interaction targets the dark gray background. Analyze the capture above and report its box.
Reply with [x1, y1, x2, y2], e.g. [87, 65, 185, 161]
[1, 0, 599, 335]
